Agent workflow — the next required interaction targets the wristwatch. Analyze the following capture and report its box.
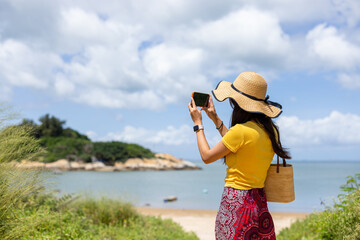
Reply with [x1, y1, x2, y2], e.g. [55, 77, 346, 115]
[193, 125, 204, 132]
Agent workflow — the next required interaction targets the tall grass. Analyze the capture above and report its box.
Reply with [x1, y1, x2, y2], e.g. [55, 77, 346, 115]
[0, 107, 198, 239]
[278, 173, 360, 240]
[5, 192, 198, 239]
[0, 107, 45, 239]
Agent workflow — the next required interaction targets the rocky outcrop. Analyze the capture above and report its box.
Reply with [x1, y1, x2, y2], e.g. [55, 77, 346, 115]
[16, 153, 201, 171]
[46, 159, 71, 170]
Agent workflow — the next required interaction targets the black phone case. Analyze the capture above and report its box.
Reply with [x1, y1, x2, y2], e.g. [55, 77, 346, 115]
[193, 92, 209, 107]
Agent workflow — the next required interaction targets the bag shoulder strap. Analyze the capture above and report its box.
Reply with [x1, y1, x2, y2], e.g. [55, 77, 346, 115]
[276, 155, 287, 173]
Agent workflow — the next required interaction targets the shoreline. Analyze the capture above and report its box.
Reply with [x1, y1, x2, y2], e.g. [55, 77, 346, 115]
[16, 153, 201, 171]
[136, 207, 309, 240]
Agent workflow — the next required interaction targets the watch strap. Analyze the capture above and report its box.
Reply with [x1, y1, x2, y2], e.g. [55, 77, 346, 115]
[193, 125, 204, 132]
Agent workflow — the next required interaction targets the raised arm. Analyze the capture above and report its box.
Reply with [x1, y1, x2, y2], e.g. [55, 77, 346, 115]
[188, 98, 231, 164]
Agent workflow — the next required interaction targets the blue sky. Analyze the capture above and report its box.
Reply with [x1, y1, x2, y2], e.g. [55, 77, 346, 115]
[1, 0, 360, 161]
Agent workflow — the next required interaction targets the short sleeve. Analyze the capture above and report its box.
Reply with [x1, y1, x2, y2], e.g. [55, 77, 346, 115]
[221, 125, 245, 153]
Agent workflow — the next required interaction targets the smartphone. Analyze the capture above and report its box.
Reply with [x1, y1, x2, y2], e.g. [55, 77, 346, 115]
[192, 92, 210, 107]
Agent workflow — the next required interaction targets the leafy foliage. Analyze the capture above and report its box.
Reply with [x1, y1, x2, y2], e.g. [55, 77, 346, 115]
[40, 136, 93, 162]
[20, 114, 155, 163]
[93, 141, 155, 163]
[38, 114, 66, 137]
[278, 173, 360, 240]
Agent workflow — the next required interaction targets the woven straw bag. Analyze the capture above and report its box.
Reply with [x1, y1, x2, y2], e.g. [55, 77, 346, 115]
[264, 156, 295, 203]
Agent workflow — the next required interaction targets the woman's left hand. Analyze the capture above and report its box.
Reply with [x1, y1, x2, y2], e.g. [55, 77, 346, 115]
[188, 98, 202, 125]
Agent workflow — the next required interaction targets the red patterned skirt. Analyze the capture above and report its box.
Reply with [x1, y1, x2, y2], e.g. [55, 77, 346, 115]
[215, 187, 276, 240]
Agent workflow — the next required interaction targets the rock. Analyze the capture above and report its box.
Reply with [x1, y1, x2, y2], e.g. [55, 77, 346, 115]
[95, 166, 115, 172]
[114, 161, 126, 171]
[45, 159, 71, 170]
[114, 162, 124, 168]
[182, 160, 201, 169]
[122, 154, 201, 171]
[85, 161, 106, 171]
[17, 160, 46, 169]
[69, 161, 86, 170]
[84, 163, 94, 171]
[124, 158, 144, 170]
[14, 153, 201, 172]
[93, 162, 105, 169]
[155, 153, 182, 163]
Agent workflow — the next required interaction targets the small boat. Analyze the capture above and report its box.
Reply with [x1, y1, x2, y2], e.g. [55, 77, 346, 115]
[163, 195, 177, 202]
[52, 169, 63, 175]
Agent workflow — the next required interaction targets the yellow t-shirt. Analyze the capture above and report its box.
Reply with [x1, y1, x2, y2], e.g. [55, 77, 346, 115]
[221, 121, 274, 190]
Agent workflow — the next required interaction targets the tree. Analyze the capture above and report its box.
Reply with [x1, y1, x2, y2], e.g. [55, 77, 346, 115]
[93, 141, 154, 164]
[39, 114, 66, 137]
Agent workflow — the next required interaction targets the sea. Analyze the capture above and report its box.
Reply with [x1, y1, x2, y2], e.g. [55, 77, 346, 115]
[47, 160, 360, 213]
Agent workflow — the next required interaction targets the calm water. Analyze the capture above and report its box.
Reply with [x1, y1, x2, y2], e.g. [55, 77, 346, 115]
[48, 161, 360, 213]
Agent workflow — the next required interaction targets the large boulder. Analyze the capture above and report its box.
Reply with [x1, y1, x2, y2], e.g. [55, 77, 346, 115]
[123, 154, 201, 170]
[45, 159, 71, 170]
[95, 166, 115, 172]
[18, 160, 46, 169]
[84, 161, 106, 171]
[114, 161, 126, 171]
[155, 153, 183, 163]
[15, 152, 201, 172]
[124, 158, 144, 170]
[69, 161, 86, 170]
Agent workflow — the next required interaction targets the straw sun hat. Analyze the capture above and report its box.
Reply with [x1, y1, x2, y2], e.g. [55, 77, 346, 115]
[212, 72, 282, 118]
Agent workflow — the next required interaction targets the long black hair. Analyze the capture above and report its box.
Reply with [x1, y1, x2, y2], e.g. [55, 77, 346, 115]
[229, 99, 291, 160]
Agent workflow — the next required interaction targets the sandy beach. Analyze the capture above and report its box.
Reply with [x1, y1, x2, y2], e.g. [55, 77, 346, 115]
[137, 207, 309, 240]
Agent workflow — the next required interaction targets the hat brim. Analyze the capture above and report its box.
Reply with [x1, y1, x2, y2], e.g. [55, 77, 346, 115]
[212, 81, 282, 118]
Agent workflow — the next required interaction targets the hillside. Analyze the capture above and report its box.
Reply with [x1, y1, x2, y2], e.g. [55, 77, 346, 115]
[19, 114, 154, 163]
[18, 114, 200, 171]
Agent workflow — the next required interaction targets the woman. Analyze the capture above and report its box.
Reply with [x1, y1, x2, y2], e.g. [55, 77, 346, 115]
[188, 72, 291, 240]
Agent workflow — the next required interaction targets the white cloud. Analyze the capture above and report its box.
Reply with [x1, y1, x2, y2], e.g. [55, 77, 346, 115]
[0, 39, 62, 89]
[1, 0, 360, 112]
[278, 111, 360, 147]
[58, 8, 144, 53]
[54, 74, 75, 95]
[74, 88, 163, 110]
[86, 130, 98, 140]
[90, 111, 360, 152]
[103, 125, 195, 146]
[143, 44, 212, 102]
[188, 7, 291, 66]
[333, 0, 360, 28]
[241, 0, 360, 28]
[337, 73, 360, 89]
[55, 8, 213, 109]
[306, 24, 360, 70]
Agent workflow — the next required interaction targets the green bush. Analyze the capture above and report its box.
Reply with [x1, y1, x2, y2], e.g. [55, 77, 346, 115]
[93, 141, 155, 164]
[15, 193, 199, 240]
[278, 173, 360, 240]
[70, 198, 140, 226]
[20, 114, 156, 164]
[40, 136, 93, 162]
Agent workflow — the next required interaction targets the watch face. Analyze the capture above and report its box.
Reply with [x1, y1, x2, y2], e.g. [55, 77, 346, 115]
[193, 125, 199, 132]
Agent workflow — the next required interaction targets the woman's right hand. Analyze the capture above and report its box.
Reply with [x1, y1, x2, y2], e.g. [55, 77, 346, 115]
[201, 95, 218, 122]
